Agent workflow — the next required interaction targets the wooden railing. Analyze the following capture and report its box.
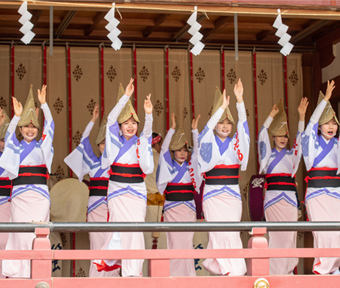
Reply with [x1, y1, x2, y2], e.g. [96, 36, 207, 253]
[0, 223, 340, 288]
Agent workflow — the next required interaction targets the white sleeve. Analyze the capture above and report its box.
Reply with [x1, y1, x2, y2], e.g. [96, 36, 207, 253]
[156, 129, 175, 194]
[40, 103, 54, 173]
[258, 116, 273, 174]
[0, 116, 20, 179]
[137, 113, 154, 175]
[291, 120, 304, 176]
[64, 121, 95, 182]
[302, 100, 327, 171]
[189, 128, 202, 193]
[235, 102, 250, 171]
[101, 95, 130, 169]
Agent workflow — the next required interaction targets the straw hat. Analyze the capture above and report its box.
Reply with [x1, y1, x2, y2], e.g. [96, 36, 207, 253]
[18, 85, 39, 128]
[211, 87, 234, 124]
[117, 83, 140, 124]
[268, 100, 289, 138]
[0, 111, 10, 139]
[318, 91, 339, 125]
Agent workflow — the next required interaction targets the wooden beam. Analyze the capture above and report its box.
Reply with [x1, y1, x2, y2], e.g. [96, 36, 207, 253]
[291, 20, 331, 44]
[202, 16, 232, 41]
[142, 14, 170, 38]
[84, 12, 106, 36]
[54, 10, 77, 39]
[31, 10, 43, 27]
[172, 15, 206, 42]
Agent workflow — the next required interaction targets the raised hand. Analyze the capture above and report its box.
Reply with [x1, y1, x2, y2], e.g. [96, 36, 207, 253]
[191, 114, 201, 130]
[171, 112, 176, 130]
[12, 97, 23, 117]
[324, 80, 335, 102]
[38, 85, 47, 104]
[298, 97, 309, 121]
[234, 78, 244, 103]
[269, 104, 279, 118]
[91, 104, 99, 122]
[221, 89, 230, 110]
[144, 94, 153, 114]
[125, 78, 135, 97]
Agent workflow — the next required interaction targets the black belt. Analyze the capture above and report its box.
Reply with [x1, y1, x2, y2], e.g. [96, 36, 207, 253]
[266, 175, 296, 192]
[307, 169, 340, 188]
[13, 166, 48, 186]
[89, 179, 108, 197]
[164, 183, 195, 201]
[109, 165, 144, 183]
[204, 166, 239, 185]
[0, 179, 11, 197]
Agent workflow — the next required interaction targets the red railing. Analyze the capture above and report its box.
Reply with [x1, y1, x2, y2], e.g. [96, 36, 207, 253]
[1, 227, 340, 288]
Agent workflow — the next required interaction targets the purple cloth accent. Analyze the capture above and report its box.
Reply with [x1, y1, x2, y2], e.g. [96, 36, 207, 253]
[20, 140, 37, 163]
[313, 136, 334, 167]
[264, 192, 297, 210]
[83, 137, 99, 163]
[88, 196, 107, 214]
[243, 121, 250, 136]
[114, 135, 138, 162]
[109, 122, 120, 137]
[171, 161, 188, 183]
[0, 152, 4, 175]
[305, 188, 340, 202]
[164, 150, 172, 166]
[267, 148, 286, 174]
[248, 174, 265, 221]
[215, 134, 231, 155]
[94, 156, 108, 178]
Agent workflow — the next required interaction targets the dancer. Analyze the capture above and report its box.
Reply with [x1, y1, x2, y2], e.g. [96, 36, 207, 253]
[302, 80, 340, 275]
[258, 98, 308, 274]
[157, 113, 201, 276]
[198, 80, 249, 276]
[0, 85, 54, 278]
[64, 104, 119, 277]
[95, 79, 153, 277]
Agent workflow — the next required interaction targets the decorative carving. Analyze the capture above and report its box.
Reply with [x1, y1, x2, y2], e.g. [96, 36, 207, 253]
[16, 63, 26, 81]
[258, 69, 267, 85]
[53, 97, 64, 114]
[208, 106, 213, 117]
[195, 67, 205, 83]
[183, 107, 188, 119]
[73, 65, 83, 81]
[154, 99, 163, 116]
[72, 130, 82, 146]
[227, 68, 237, 84]
[172, 66, 181, 82]
[289, 70, 298, 86]
[0, 97, 7, 109]
[87, 99, 96, 115]
[139, 65, 149, 82]
[54, 165, 65, 182]
[106, 65, 117, 82]
[76, 267, 86, 277]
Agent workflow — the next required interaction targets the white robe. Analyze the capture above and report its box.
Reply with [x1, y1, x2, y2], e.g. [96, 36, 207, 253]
[258, 116, 304, 275]
[198, 102, 250, 276]
[96, 94, 153, 277]
[302, 99, 340, 275]
[156, 128, 201, 276]
[0, 103, 54, 278]
[64, 120, 118, 277]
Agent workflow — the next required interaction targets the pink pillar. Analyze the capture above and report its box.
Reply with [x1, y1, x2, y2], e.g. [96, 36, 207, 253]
[247, 227, 269, 276]
[31, 228, 52, 279]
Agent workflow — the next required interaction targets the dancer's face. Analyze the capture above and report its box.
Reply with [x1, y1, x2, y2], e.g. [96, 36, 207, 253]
[174, 146, 189, 164]
[215, 118, 232, 140]
[120, 117, 138, 140]
[20, 123, 38, 143]
[273, 135, 288, 151]
[320, 118, 338, 140]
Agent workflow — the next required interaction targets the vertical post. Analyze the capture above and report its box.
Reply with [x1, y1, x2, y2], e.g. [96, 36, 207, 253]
[49, 6, 53, 56]
[247, 227, 269, 276]
[31, 228, 52, 279]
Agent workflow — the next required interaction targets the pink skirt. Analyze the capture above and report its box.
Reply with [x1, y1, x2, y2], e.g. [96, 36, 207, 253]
[202, 193, 246, 276]
[87, 197, 119, 277]
[306, 193, 340, 275]
[265, 198, 298, 275]
[3, 190, 50, 278]
[164, 202, 196, 276]
[0, 200, 11, 278]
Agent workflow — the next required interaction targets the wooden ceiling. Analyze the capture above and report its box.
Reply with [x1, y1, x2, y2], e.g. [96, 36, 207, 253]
[1, 0, 340, 51]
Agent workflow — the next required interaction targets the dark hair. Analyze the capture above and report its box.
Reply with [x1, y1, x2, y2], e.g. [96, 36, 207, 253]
[152, 132, 162, 139]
